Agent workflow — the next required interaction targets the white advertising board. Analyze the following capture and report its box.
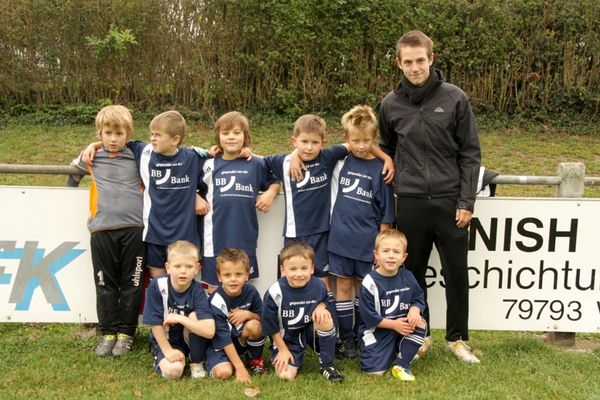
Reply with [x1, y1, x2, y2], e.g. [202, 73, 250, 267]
[1, 186, 599, 332]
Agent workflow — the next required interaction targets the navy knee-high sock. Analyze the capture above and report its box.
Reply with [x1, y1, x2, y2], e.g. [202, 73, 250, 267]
[188, 333, 208, 363]
[395, 325, 427, 369]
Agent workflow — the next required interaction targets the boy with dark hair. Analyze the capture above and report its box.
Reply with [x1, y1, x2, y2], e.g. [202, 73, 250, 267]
[198, 111, 280, 292]
[207, 248, 266, 382]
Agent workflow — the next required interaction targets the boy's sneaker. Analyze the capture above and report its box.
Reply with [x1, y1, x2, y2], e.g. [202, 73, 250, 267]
[95, 334, 116, 356]
[413, 335, 432, 360]
[446, 340, 480, 364]
[112, 333, 134, 357]
[336, 338, 357, 359]
[249, 358, 267, 374]
[190, 362, 207, 378]
[320, 365, 344, 383]
[391, 365, 415, 382]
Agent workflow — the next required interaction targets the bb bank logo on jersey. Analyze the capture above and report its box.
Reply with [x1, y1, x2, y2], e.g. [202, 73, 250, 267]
[151, 169, 190, 185]
[340, 177, 373, 199]
[216, 176, 253, 193]
[0, 241, 85, 311]
[296, 170, 328, 189]
[283, 307, 311, 326]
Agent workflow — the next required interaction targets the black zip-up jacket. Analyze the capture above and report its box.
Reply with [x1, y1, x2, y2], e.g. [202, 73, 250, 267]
[378, 70, 481, 212]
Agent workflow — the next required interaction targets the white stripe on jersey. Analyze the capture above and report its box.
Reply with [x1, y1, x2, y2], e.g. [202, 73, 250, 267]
[268, 282, 285, 338]
[282, 155, 297, 237]
[330, 158, 346, 217]
[140, 143, 153, 241]
[361, 273, 380, 346]
[211, 292, 236, 330]
[202, 158, 216, 257]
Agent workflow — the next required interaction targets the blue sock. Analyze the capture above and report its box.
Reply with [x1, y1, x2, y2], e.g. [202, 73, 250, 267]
[396, 325, 427, 368]
[336, 300, 354, 341]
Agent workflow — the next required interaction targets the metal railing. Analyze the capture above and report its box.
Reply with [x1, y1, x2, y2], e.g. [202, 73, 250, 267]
[1, 162, 599, 189]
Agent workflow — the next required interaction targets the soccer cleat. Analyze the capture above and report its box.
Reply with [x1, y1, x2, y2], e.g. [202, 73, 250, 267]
[112, 333, 134, 357]
[446, 340, 480, 364]
[391, 365, 415, 382]
[320, 365, 344, 383]
[413, 335, 432, 360]
[248, 358, 268, 374]
[95, 334, 116, 357]
[336, 338, 357, 359]
[190, 362, 208, 378]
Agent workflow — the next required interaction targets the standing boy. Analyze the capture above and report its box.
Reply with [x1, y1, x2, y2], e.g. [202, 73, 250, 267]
[263, 114, 393, 341]
[262, 242, 343, 382]
[68, 105, 145, 357]
[84, 110, 210, 278]
[328, 105, 396, 358]
[207, 248, 266, 382]
[143, 240, 215, 379]
[199, 111, 280, 292]
[378, 30, 481, 363]
[358, 229, 427, 382]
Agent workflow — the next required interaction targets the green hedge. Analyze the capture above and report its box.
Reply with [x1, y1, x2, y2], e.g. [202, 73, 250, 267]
[0, 0, 598, 121]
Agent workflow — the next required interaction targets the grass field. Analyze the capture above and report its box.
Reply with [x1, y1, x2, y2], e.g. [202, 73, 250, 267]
[1, 323, 599, 400]
[1, 118, 600, 399]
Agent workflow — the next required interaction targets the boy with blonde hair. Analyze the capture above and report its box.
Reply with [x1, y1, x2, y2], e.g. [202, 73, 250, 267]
[328, 105, 396, 359]
[84, 110, 210, 278]
[262, 242, 343, 382]
[143, 240, 215, 379]
[68, 105, 145, 357]
[359, 229, 427, 382]
[263, 114, 393, 357]
[207, 248, 266, 382]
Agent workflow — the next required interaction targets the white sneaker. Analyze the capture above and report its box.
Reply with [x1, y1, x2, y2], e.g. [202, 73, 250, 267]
[190, 362, 207, 378]
[413, 335, 432, 360]
[446, 340, 480, 364]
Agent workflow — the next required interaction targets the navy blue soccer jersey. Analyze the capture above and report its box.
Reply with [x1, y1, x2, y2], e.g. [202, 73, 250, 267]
[358, 268, 425, 344]
[262, 276, 328, 343]
[129, 141, 205, 246]
[199, 156, 277, 258]
[264, 145, 348, 238]
[328, 154, 395, 261]
[209, 284, 263, 350]
[143, 275, 212, 347]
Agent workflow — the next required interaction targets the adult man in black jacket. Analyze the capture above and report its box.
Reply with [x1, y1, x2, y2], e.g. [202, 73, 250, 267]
[378, 30, 481, 363]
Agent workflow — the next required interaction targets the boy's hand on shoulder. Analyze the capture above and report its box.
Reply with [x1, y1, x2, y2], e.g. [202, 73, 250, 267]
[382, 156, 395, 184]
[289, 149, 306, 182]
[82, 142, 101, 163]
[239, 146, 253, 161]
[208, 145, 221, 157]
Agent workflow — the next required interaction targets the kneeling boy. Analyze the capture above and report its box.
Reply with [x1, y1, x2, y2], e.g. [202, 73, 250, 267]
[207, 248, 267, 383]
[262, 242, 343, 382]
[143, 240, 215, 379]
[358, 229, 427, 382]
